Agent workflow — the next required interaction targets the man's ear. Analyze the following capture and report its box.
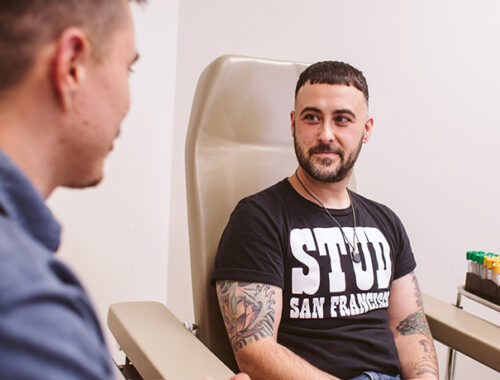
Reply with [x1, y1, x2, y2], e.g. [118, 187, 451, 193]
[290, 110, 296, 137]
[52, 28, 90, 110]
[363, 117, 374, 143]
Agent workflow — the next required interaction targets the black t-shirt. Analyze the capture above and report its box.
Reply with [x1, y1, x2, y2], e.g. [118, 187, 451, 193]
[211, 179, 416, 379]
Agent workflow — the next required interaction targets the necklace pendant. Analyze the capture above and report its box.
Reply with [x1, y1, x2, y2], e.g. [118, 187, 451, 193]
[351, 250, 361, 263]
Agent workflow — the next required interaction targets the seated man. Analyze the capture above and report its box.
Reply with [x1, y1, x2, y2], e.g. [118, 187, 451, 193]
[211, 61, 439, 380]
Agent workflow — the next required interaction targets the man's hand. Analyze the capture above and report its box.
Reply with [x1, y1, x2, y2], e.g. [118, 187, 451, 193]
[230, 374, 251, 380]
[388, 272, 439, 380]
[203, 373, 251, 380]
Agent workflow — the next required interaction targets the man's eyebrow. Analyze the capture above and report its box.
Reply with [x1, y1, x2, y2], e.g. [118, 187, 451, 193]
[299, 107, 357, 120]
[333, 109, 356, 119]
[299, 106, 322, 115]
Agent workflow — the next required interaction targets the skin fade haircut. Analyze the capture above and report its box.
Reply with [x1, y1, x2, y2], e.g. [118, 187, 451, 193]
[294, 61, 369, 104]
[0, 0, 147, 93]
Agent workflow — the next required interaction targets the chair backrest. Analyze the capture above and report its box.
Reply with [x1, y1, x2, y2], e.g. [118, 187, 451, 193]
[185, 55, 356, 370]
[185, 55, 306, 369]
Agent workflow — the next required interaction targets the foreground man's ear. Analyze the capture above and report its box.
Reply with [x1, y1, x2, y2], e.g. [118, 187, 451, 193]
[51, 27, 90, 110]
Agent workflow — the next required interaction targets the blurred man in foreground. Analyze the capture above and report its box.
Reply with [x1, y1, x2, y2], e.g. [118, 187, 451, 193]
[0, 1, 251, 378]
[0, 0, 144, 377]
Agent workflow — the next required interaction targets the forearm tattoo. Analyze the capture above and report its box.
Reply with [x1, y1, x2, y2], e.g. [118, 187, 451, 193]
[396, 273, 438, 377]
[413, 339, 439, 377]
[216, 280, 276, 352]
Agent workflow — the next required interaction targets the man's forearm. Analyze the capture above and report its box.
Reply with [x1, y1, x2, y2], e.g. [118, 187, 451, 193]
[393, 292, 439, 378]
[236, 339, 340, 380]
[388, 273, 439, 379]
[395, 331, 439, 379]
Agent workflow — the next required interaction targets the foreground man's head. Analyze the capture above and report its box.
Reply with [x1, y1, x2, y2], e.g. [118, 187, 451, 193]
[0, 0, 144, 197]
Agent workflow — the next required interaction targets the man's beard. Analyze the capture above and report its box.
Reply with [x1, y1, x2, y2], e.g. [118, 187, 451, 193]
[294, 133, 364, 183]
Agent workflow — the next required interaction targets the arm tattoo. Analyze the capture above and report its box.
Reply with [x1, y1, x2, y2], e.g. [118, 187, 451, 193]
[396, 273, 438, 377]
[413, 339, 439, 377]
[216, 280, 276, 352]
[411, 272, 424, 309]
[396, 311, 431, 337]
[395, 272, 432, 337]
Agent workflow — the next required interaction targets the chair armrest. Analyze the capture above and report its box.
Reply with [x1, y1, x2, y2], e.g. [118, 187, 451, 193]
[422, 293, 500, 371]
[108, 301, 235, 380]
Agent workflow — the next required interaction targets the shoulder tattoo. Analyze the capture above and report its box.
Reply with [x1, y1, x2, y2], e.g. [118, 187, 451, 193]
[216, 280, 276, 352]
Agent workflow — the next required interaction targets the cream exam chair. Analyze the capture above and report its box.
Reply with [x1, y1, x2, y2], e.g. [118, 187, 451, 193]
[108, 55, 307, 379]
[107, 55, 500, 380]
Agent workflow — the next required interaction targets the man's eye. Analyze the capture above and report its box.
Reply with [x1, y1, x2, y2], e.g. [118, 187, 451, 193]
[304, 114, 319, 122]
[335, 116, 351, 124]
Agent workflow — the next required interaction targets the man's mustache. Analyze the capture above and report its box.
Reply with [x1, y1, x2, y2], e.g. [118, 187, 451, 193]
[308, 143, 344, 159]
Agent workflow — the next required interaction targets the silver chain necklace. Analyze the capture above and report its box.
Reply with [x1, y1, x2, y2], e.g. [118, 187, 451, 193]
[295, 171, 361, 263]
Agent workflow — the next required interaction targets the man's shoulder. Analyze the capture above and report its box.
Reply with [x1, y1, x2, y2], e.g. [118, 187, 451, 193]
[224, 178, 293, 231]
[0, 216, 114, 378]
[237, 178, 292, 209]
[350, 190, 398, 216]
[0, 215, 47, 269]
[0, 214, 73, 305]
[349, 190, 407, 230]
[0, 216, 53, 300]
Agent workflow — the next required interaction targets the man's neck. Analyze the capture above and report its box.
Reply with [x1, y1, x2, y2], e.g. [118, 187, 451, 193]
[289, 166, 352, 209]
[0, 94, 58, 199]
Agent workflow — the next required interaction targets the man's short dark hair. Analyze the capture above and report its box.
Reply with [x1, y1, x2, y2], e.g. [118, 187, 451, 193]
[295, 61, 369, 104]
[0, 0, 146, 93]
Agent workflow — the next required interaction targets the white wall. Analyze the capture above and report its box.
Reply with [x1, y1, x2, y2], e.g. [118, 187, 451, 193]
[45, 0, 498, 377]
[168, 1, 500, 379]
[48, 0, 179, 363]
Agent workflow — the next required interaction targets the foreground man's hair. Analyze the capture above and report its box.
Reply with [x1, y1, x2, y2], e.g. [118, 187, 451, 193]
[0, 0, 146, 93]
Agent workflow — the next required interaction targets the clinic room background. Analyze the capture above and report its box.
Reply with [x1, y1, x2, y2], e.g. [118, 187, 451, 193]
[47, 1, 499, 379]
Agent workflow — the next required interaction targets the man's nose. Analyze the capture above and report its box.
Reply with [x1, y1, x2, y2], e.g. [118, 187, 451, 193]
[317, 120, 335, 143]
